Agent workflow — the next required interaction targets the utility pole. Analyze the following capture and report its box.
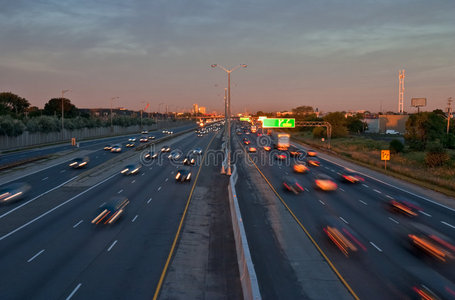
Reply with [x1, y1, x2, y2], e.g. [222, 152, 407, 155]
[61, 89, 70, 139]
[448, 97, 453, 134]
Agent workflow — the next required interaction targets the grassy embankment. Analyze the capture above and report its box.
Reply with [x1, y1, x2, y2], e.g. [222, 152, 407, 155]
[292, 132, 455, 197]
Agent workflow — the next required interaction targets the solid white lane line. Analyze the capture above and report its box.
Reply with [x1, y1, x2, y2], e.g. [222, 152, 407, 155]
[147, 198, 152, 204]
[339, 217, 349, 224]
[107, 240, 118, 252]
[131, 180, 136, 183]
[362, 184, 369, 188]
[165, 178, 169, 182]
[441, 221, 455, 229]
[0, 176, 78, 220]
[359, 200, 368, 205]
[370, 242, 383, 252]
[373, 189, 382, 194]
[419, 211, 432, 217]
[73, 220, 83, 228]
[132, 215, 138, 222]
[42, 177, 49, 181]
[0, 173, 117, 241]
[386, 195, 393, 199]
[158, 186, 162, 191]
[319, 200, 325, 205]
[99, 202, 106, 208]
[388, 217, 399, 224]
[66, 283, 82, 300]
[27, 249, 45, 263]
[117, 189, 123, 194]
[339, 188, 345, 192]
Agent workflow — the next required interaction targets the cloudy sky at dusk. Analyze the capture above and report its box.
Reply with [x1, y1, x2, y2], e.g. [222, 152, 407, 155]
[1, 0, 454, 114]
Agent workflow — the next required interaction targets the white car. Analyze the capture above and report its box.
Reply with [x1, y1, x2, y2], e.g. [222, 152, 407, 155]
[128, 138, 136, 142]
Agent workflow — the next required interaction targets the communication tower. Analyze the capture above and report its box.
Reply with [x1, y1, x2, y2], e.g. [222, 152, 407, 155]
[398, 69, 405, 114]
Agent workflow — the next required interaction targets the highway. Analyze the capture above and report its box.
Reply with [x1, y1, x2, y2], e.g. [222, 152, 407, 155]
[233, 124, 455, 299]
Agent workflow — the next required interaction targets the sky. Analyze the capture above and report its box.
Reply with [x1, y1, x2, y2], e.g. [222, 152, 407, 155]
[0, 0, 454, 114]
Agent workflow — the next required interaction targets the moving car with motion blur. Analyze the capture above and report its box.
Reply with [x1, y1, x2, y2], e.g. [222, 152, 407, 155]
[183, 155, 195, 165]
[293, 162, 309, 173]
[243, 138, 251, 145]
[274, 152, 287, 161]
[161, 145, 171, 152]
[148, 135, 155, 140]
[68, 157, 90, 168]
[168, 150, 182, 160]
[192, 148, 203, 155]
[111, 144, 122, 152]
[104, 145, 112, 151]
[307, 149, 317, 157]
[385, 197, 421, 217]
[139, 137, 148, 143]
[323, 216, 367, 257]
[126, 142, 135, 148]
[175, 169, 192, 182]
[128, 137, 136, 142]
[314, 174, 338, 191]
[248, 147, 257, 153]
[120, 163, 142, 175]
[339, 168, 364, 183]
[307, 157, 321, 167]
[144, 151, 158, 160]
[0, 182, 31, 204]
[91, 196, 129, 225]
[289, 147, 304, 158]
[263, 146, 271, 151]
[282, 176, 304, 194]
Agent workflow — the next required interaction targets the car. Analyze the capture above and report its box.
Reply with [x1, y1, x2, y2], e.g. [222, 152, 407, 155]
[386, 129, 399, 135]
[141, 130, 148, 134]
[243, 139, 250, 145]
[282, 176, 304, 194]
[128, 138, 136, 142]
[289, 147, 304, 158]
[0, 182, 31, 203]
[385, 197, 421, 217]
[307, 149, 317, 157]
[68, 157, 90, 168]
[307, 157, 321, 167]
[263, 146, 271, 151]
[314, 174, 338, 191]
[148, 135, 155, 140]
[183, 156, 196, 165]
[139, 137, 148, 143]
[293, 162, 309, 173]
[274, 152, 287, 160]
[248, 147, 257, 153]
[111, 144, 122, 152]
[323, 216, 367, 257]
[175, 169, 192, 182]
[144, 151, 158, 160]
[161, 145, 171, 152]
[120, 163, 142, 175]
[193, 148, 203, 155]
[91, 196, 129, 225]
[126, 142, 135, 148]
[339, 168, 364, 183]
[168, 150, 182, 160]
[104, 145, 112, 151]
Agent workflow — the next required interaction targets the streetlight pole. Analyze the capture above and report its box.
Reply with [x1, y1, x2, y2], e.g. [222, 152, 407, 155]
[211, 64, 247, 175]
[111, 96, 119, 133]
[61, 89, 70, 139]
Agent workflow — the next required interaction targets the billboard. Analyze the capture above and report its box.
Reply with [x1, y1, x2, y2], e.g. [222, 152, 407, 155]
[411, 98, 427, 107]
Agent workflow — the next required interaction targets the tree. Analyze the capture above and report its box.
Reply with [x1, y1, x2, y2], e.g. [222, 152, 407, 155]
[323, 112, 348, 138]
[0, 92, 30, 116]
[43, 98, 78, 118]
[404, 112, 446, 150]
[292, 106, 314, 115]
[346, 113, 366, 133]
[389, 139, 404, 153]
[0, 115, 25, 136]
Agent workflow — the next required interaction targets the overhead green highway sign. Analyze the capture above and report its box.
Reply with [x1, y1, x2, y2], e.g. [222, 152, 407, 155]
[239, 117, 250, 122]
[262, 118, 295, 128]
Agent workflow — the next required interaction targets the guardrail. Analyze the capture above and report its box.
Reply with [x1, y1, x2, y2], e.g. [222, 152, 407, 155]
[228, 164, 261, 300]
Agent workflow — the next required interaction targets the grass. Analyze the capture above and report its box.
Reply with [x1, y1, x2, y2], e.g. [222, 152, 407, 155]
[292, 132, 455, 197]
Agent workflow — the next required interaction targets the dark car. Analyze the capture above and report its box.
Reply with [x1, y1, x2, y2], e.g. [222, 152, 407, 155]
[68, 157, 89, 168]
[139, 137, 148, 143]
[282, 176, 304, 194]
[175, 169, 192, 182]
[92, 196, 129, 225]
[168, 150, 182, 160]
[120, 163, 142, 175]
[385, 197, 421, 217]
[126, 142, 135, 148]
[0, 182, 31, 203]
[339, 168, 364, 183]
[144, 151, 158, 160]
[323, 216, 367, 257]
[183, 156, 196, 165]
[161, 145, 171, 152]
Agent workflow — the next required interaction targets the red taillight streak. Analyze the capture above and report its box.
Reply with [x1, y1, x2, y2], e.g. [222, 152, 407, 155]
[342, 228, 366, 251]
[430, 234, 455, 252]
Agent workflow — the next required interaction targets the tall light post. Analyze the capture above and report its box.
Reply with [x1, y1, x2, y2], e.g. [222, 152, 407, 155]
[211, 64, 247, 175]
[61, 89, 70, 139]
[111, 96, 119, 133]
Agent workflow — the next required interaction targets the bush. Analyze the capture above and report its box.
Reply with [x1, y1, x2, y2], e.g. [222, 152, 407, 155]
[389, 139, 404, 153]
[425, 142, 450, 167]
[25, 116, 61, 133]
[0, 115, 25, 136]
[312, 127, 325, 138]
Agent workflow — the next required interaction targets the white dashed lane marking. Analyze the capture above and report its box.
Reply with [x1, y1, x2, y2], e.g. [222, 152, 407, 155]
[147, 198, 152, 204]
[117, 189, 123, 194]
[107, 240, 118, 252]
[362, 184, 369, 188]
[73, 220, 83, 228]
[441, 221, 455, 229]
[319, 200, 325, 205]
[27, 249, 45, 263]
[388, 217, 399, 224]
[420, 211, 432, 217]
[132, 215, 138, 222]
[370, 242, 383, 252]
[373, 189, 382, 194]
[359, 200, 368, 205]
[66, 283, 82, 300]
[157, 186, 162, 191]
[42, 177, 48, 181]
[339, 217, 348, 224]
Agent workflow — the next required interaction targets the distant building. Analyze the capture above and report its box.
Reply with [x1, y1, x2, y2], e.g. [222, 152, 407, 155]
[276, 111, 294, 117]
[193, 104, 199, 115]
[365, 115, 409, 134]
[198, 106, 206, 114]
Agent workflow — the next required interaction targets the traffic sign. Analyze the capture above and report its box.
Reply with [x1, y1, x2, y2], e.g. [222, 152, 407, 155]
[239, 117, 250, 122]
[381, 150, 390, 161]
[262, 118, 295, 128]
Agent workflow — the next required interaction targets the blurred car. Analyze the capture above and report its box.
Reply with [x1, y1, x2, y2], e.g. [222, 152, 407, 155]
[144, 151, 158, 160]
[193, 148, 203, 155]
[410, 273, 455, 300]
[263, 146, 271, 151]
[248, 147, 257, 153]
[120, 163, 142, 175]
[339, 168, 364, 183]
[141, 130, 148, 134]
[289, 147, 304, 157]
[128, 138, 136, 142]
[68, 157, 90, 168]
[126, 142, 135, 148]
[282, 176, 304, 194]
[175, 169, 192, 182]
[161, 145, 171, 152]
[314, 174, 338, 191]
[0, 182, 31, 203]
[385, 197, 421, 217]
[104, 145, 112, 151]
[243, 139, 251, 145]
[91, 196, 129, 225]
[111, 144, 122, 152]
[307, 157, 321, 167]
[148, 135, 155, 140]
[406, 222, 455, 263]
[274, 152, 287, 160]
[183, 156, 196, 165]
[168, 150, 182, 160]
[307, 149, 317, 157]
[293, 162, 309, 173]
[323, 216, 367, 257]
[139, 137, 148, 143]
